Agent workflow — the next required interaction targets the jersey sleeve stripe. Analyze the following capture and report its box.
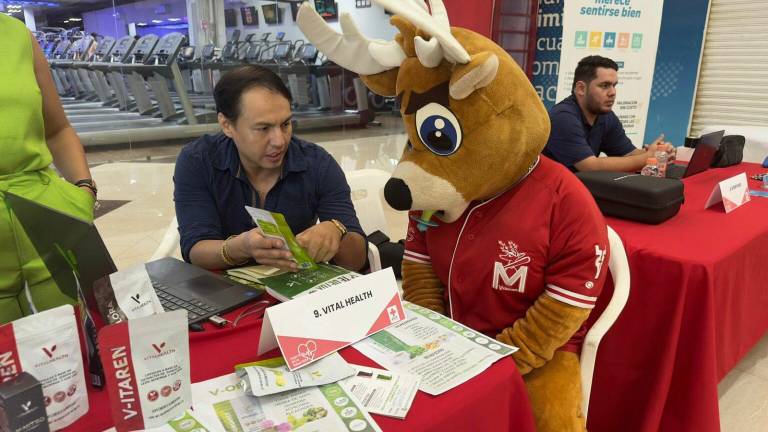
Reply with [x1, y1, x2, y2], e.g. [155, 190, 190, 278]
[546, 284, 598, 301]
[403, 250, 431, 260]
[545, 291, 596, 309]
[404, 250, 431, 263]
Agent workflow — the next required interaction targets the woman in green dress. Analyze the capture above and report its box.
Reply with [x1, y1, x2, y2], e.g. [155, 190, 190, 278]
[0, 14, 97, 322]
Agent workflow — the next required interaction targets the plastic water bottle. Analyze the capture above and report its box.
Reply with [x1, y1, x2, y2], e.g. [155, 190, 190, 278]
[641, 157, 660, 177]
[654, 151, 668, 178]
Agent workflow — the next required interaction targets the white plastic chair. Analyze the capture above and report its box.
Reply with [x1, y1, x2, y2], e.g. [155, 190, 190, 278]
[580, 225, 630, 420]
[345, 169, 395, 272]
[150, 216, 180, 261]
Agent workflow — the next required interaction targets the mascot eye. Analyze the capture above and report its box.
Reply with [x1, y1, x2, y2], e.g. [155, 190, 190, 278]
[415, 103, 463, 156]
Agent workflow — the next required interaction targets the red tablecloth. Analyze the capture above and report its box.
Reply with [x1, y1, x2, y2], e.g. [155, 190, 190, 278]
[587, 163, 768, 432]
[63, 305, 536, 432]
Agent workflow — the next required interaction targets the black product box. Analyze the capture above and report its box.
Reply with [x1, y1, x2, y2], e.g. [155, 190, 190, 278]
[576, 171, 685, 224]
[0, 372, 50, 432]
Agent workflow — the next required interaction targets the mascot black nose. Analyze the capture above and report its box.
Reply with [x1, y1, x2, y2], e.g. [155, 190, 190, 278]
[384, 178, 413, 211]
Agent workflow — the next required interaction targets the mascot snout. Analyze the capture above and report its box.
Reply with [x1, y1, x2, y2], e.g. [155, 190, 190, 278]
[384, 178, 413, 211]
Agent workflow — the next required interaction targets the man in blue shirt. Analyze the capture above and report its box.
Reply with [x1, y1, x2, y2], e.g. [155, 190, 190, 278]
[543, 55, 676, 172]
[174, 65, 367, 271]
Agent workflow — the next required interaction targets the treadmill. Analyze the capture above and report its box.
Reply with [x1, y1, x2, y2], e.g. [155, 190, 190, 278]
[70, 35, 166, 131]
[74, 35, 138, 113]
[76, 33, 221, 145]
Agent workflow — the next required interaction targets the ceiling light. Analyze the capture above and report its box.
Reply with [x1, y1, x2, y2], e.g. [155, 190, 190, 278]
[68, 17, 81, 21]
[167, 18, 180, 22]
[151, 19, 162, 23]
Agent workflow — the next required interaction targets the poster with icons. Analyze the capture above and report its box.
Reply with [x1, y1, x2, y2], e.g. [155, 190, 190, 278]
[556, 0, 664, 147]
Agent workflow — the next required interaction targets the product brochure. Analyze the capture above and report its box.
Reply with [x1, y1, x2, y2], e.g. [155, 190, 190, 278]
[259, 264, 361, 302]
[191, 374, 382, 432]
[340, 365, 420, 419]
[237, 352, 356, 397]
[353, 302, 518, 395]
[133, 410, 218, 431]
[226, 265, 283, 284]
[245, 207, 317, 270]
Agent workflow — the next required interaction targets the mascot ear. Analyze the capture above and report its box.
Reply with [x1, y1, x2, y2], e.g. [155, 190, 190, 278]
[359, 68, 400, 97]
[449, 51, 499, 100]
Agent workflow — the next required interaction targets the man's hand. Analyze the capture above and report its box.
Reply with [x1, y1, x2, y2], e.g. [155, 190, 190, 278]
[296, 221, 342, 263]
[233, 228, 298, 271]
[646, 134, 676, 162]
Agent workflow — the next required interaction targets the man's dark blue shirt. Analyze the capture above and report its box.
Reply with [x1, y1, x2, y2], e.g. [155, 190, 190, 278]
[543, 95, 636, 171]
[173, 133, 363, 262]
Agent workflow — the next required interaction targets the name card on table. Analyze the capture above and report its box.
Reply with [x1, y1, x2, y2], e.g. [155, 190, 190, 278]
[705, 172, 750, 213]
[258, 268, 405, 370]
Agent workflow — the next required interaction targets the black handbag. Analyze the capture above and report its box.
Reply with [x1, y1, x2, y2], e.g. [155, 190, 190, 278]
[576, 171, 685, 224]
[711, 135, 745, 168]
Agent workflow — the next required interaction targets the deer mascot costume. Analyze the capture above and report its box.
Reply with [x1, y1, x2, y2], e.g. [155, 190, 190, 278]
[298, 1, 610, 430]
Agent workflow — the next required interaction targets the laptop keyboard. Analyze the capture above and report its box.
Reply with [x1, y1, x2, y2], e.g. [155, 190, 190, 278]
[152, 281, 219, 323]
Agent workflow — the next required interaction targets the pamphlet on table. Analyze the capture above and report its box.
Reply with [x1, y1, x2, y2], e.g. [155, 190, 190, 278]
[340, 365, 421, 419]
[226, 264, 283, 282]
[237, 352, 356, 397]
[127, 410, 218, 431]
[353, 302, 517, 395]
[192, 373, 382, 432]
[259, 263, 361, 301]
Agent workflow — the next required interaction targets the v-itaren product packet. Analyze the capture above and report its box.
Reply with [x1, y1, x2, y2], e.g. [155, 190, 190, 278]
[98, 310, 191, 431]
[0, 305, 88, 430]
[94, 263, 165, 324]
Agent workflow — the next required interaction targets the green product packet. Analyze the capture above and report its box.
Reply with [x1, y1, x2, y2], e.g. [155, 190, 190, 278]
[167, 411, 211, 431]
[234, 356, 287, 371]
[247, 206, 317, 270]
[272, 212, 317, 270]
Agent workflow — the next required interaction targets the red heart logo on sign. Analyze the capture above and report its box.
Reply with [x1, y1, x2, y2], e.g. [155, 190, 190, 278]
[297, 340, 317, 361]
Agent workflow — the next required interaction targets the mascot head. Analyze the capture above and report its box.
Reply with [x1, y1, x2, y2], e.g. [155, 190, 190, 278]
[298, 0, 549, 225]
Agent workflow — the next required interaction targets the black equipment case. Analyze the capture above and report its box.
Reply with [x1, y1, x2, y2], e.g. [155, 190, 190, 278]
[575, 171, 685, 224]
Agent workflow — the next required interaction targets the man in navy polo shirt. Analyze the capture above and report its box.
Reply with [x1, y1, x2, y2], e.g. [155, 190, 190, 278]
[543, 55, 676, 172]
[173, 65, 367, 272]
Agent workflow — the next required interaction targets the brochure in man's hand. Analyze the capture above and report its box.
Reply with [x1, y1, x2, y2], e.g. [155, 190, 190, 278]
[245, 206, 317, 270]
[260, 263, 361, 302]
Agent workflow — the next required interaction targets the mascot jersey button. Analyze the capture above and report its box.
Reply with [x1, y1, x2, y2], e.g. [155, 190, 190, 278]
[467, 233, 476, 240]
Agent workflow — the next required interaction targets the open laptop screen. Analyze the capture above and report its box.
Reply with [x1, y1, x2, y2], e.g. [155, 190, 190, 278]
[682, 129, 725, 178]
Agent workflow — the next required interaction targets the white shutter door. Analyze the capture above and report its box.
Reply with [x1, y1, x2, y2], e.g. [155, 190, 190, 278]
[689, 0, 768, 136]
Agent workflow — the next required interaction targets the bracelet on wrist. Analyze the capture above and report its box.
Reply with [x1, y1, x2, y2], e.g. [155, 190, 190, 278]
[73, 178, 98, 198]
[221, 235, 249, 267]
[330, 219, 348, 238]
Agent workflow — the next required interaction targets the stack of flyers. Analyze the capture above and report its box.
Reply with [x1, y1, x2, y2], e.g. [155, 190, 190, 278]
[191, 373, 382, 432]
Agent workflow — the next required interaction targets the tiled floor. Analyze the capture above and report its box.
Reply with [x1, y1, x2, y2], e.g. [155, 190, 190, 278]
[84, 112, 767, 431]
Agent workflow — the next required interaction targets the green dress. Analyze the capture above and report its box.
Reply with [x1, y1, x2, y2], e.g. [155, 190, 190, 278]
[0, 14, 95, 323]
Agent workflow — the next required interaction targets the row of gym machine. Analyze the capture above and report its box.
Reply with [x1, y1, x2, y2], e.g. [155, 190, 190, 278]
[40, 28, 380, 146]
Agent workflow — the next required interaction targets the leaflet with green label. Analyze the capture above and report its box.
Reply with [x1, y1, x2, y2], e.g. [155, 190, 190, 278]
[245, 206, 317, 270]
[259, 263, 360, 301]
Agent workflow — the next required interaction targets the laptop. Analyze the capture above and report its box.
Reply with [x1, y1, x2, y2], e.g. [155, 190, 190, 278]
[665, 130, 725, 179]
[4, 192, 263, 325]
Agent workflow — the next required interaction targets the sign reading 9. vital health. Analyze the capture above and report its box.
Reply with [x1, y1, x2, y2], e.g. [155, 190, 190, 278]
[556, 0, 664, 146]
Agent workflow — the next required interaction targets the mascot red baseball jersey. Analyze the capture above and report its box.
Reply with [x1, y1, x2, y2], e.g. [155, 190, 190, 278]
[404, 157, 610, 352]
